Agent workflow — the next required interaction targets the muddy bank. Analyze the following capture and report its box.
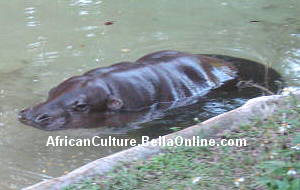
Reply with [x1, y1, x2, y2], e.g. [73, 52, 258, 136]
[23, 90, 300, 190]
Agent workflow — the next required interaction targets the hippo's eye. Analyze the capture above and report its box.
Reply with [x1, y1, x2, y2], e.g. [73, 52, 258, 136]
[73, 103, 90, 113]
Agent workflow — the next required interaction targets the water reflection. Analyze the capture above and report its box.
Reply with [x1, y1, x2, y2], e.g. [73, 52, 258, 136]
[284, 48, 300, 83]
[70, 0, 103, 16]
[153, 32, 169, 41]
[25, 7, 40, 27]
[80, 10, 90, 15]
[70, 0, 94, 6]
[81, 25, 98, 30]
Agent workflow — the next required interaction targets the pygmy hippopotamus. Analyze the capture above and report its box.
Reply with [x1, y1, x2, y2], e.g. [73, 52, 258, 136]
[18, 51, 282, 130]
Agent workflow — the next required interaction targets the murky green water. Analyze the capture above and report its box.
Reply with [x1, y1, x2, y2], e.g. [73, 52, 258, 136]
[0, 0, 299, 189]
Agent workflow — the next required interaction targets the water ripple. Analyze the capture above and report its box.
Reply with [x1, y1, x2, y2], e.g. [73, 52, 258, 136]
[70, 0, 102, 6]
[25, 6, 41, 27]
[82, 25, 98, 31]
[79, 10, 90, 15]
[70, 0, 93, 6]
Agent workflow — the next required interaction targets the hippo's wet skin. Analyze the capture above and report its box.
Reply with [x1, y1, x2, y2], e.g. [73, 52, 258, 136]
[18, 51, 282, 130]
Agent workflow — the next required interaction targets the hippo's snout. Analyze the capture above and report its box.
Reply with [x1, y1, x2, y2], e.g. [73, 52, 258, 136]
[18, 109, 28, 122]
[18, 108, 49, 126]
[18, 105, 68, 130]
[18, 108, 38, 123]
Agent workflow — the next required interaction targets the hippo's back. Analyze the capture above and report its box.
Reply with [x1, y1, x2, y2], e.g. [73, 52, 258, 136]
[86, 51, 238, 110]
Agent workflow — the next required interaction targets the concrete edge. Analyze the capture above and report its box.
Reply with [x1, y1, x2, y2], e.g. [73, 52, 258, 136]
[22, 91, 300, 190]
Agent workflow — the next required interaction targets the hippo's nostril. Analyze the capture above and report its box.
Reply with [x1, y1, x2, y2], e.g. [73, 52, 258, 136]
[18, 109, 28, 121]
[35, 114, 51, 123]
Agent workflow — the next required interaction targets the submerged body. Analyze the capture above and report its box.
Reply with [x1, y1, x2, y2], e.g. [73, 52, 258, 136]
[18, 51, 282, 130]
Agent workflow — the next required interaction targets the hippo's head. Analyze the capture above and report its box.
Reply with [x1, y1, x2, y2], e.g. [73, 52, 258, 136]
[18, 76, 123, 130]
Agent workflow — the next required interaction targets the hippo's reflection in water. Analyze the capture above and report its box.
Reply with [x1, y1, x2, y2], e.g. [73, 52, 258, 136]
[18, 51, 283, 130]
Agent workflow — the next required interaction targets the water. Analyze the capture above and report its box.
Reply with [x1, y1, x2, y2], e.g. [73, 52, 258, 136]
[0, 0, 299, 189]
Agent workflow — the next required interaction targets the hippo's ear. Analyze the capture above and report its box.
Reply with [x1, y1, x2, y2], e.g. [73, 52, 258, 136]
[107, 95, 123, 111]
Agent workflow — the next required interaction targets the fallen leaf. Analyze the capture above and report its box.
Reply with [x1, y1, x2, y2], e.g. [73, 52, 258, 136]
[105, 21, 114, 26]
[122, 48, 130, 52]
